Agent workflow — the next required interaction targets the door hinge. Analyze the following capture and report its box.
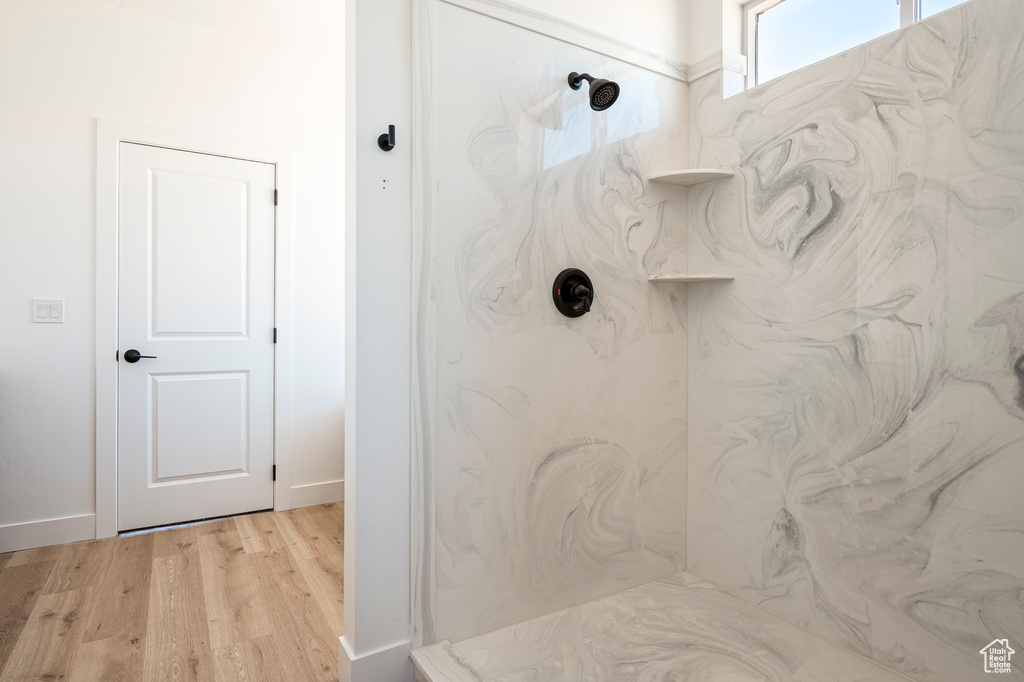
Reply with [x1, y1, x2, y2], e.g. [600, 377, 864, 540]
[273, 327, 277, 343]
[273, 464, 277, 481]
[274, 189, 278, 206]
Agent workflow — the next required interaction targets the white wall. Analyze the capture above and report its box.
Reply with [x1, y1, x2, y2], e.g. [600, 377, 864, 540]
[687, 0, 745, 63]
[0, 0, 345, 541]
[511, 0, 689, 64]
[339, 0, 413, 678]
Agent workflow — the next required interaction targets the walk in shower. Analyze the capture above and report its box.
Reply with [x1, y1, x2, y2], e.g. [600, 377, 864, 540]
[408, 0, 1024, 679]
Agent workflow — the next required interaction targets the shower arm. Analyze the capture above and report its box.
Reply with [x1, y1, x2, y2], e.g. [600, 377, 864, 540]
[568, 72, 594, 89]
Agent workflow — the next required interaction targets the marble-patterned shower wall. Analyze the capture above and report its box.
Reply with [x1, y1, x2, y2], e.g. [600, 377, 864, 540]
[687, 0, 1024, 680]
[423, 1, 691, 643]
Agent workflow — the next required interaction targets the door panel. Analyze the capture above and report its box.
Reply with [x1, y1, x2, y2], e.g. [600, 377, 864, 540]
[151, 372, 249, 481]
[118, 142, 275, 531]
[151, 170, 249, 336]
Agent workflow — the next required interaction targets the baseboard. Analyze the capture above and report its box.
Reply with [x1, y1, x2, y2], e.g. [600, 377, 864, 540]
[0, 513, 96, 553]
[290, 479, 344, 508]
[339, 636, 412, 682]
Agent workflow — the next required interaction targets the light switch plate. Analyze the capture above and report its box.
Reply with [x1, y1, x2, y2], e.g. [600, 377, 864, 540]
[32, 298, 64, 323]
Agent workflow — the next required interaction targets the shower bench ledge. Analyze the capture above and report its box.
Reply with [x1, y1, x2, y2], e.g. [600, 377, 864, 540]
[647, 168, 734, 185]
[648, 273, 734, 282]
[410, 571, 908, 682]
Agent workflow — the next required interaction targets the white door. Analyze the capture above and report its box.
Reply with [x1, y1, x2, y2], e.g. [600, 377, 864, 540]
[117, 142, 276, 531]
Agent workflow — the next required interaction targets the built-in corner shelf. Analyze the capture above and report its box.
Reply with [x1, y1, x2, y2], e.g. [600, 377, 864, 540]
[647, 169, 735, 186]
[644, 169, 735, 282]
[648, 274, 734, 282]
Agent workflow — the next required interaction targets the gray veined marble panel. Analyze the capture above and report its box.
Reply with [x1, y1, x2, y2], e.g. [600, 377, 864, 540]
[687, 0, 1024, 680]
[412, 571, 909, 681]
[424, 2, 692, 644]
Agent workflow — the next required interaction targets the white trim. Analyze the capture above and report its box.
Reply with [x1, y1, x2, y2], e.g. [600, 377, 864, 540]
[899, 0, 920, 27]
[339, 636, 413, 682]
[440, 0, 687, 82]
[95, 120, 295, 537]
[95, 121, 119, 539]
[273, 144, 296, 514]
[743, 0, 784, 88]
[290, 479, 344, 508]
[342, 0, 357, 646]
[0, 514, 96, 554]
[689, 48, 747, 84]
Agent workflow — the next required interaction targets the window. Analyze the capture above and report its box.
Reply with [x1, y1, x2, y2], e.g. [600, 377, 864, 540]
[746, 0, 973, 87]
[921, 0, 970, 18]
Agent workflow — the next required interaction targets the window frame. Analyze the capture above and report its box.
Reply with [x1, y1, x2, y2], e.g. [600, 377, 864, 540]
[744, 0, 926, 88]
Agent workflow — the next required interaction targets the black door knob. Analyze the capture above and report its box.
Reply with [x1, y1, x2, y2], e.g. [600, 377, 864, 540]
[123, 349, 157, 363]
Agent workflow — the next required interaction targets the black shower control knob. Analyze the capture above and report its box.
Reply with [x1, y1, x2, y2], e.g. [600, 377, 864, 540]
[552, 268, 594, 318]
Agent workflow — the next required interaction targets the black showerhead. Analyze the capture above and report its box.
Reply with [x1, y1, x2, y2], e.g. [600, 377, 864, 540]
[568, 72, 620, 111]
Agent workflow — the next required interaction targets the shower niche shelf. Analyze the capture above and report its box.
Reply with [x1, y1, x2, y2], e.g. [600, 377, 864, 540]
[649, 274, 734, 283]
[647, 169, 734, 186]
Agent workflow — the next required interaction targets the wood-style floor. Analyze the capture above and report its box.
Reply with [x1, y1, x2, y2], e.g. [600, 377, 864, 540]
[0, 503, 344, 681]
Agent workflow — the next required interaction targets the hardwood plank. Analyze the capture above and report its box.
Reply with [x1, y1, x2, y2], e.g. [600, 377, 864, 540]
[149, 516, 236, 559]
[234, 512, 287, 556]
[213, 635, 287, 682]
[273, 508, 341, 562]
[251, 548, 336, 681]
[197, 531, 272, 649]
[290, 508, 339, 559]
[44, 539, 116, 595]
[142, 548, 213, 681]
[311, 501, 344, 523]
[269, 512, 315, 561]
[196, 518, 236, 537]
[302, 502, 343, 532]
[311, 502, 343, 525]
[5, 544, 62, 568]
[300, 507, 344, 559]
[82, 534, 153, 643]
[0, 554, 12, 572]
[68, 634, 145, 682]
[151, 524, 200, 559]
[0, 587, 92, 680]
[0, 561, 55, 673]
[292, 551, 344, 638]
[311, 502, 341, 515]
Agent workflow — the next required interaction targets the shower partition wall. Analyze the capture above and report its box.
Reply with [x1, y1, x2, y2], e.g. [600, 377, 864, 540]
[412, 0, 692, 647]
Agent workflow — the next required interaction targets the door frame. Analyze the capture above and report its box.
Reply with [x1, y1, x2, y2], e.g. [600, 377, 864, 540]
[95, 120, 295, 538]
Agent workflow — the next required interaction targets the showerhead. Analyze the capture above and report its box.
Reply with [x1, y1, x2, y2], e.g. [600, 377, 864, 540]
[568, 72, 620, 111]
